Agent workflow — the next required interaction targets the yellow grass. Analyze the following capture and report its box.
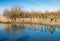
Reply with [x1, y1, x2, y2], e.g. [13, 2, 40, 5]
[0, 16, 60, 26]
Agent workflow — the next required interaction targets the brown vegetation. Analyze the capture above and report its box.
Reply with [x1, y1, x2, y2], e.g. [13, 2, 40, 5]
[3, 7, 60, 19]
[1, 7, 60, 25]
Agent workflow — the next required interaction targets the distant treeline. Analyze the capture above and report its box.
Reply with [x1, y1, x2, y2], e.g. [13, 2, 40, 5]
[3, 7, 60, 20]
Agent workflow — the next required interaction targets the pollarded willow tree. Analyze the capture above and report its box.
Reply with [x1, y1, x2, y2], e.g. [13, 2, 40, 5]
[3, 7, 22, 23]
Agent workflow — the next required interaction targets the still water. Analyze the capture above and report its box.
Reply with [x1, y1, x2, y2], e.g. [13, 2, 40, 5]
[0, 23, 60, 41]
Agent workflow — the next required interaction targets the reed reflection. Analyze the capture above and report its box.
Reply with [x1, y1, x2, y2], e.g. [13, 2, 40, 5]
[2, 23, 56, 35]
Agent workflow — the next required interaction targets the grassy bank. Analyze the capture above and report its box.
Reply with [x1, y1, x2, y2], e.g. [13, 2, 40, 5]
[0, 16, 60, 26]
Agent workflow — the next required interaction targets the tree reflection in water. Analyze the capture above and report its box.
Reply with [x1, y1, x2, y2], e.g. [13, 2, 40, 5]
[3, 23, 56, 34]
[48, 26, 55, 34]
[11, 24, 25, 32]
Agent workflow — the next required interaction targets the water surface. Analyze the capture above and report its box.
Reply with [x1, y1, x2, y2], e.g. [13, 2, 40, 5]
[0, 23, 60, 41]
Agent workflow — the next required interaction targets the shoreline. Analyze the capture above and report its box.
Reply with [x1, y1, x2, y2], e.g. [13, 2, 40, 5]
[0, 22, 60, 27]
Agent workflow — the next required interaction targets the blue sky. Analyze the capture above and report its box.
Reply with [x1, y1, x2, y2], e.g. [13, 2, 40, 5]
[0, 0, 60, 15]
